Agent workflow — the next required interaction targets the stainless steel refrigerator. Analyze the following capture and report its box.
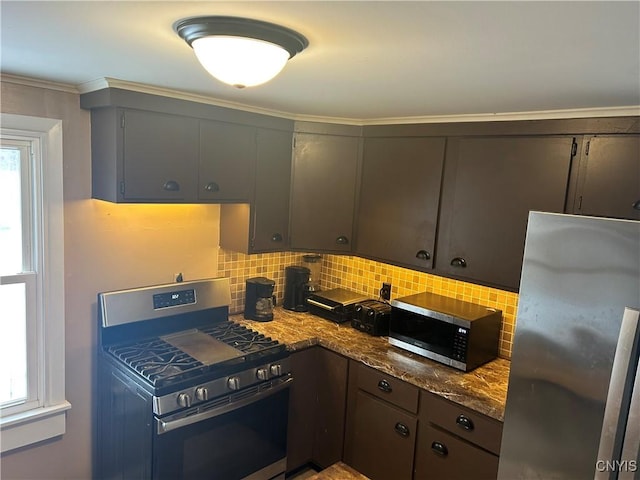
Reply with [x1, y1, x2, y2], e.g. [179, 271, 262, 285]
[498, 212, 640, 480]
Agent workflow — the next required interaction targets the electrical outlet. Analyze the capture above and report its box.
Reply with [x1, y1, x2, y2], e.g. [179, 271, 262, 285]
[380, 282, 391, 301]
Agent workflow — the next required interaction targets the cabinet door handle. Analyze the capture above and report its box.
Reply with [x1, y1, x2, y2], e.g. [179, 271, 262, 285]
[162, 180, 180, 192]
[415, 250, 431, 260]
[394, 422, 410, 437]
[336, 235, 349, 245]
[456, 414, 475, 431]
[450, 257, 467, 268]
[633, 200, 640, 211]
[204, 182, 220, 192]
[431, 441, 448, 456]
[377, 379, 392, 393]
[271, 233, 283, 242]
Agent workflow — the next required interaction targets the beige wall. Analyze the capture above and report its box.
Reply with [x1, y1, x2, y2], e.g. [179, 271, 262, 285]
[0, 80, 221, 479]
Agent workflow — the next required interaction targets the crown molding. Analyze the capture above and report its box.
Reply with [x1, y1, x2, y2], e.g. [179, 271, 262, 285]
[0, 73, 78, 94]
[8, 75, 639, 125]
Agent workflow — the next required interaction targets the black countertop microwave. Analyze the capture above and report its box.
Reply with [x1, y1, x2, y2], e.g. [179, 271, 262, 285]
[389, 292, 502, 372]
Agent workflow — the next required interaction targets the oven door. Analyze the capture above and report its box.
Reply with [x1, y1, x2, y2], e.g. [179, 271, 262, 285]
[153, 377, 291, 480]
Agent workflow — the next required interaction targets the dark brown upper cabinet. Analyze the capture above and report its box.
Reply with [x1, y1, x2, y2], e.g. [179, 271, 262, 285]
[198, 120, 256, 202]
[220, 127, 293, 253]
[435, 136, 575, 290]
[572, 135, 640, 220]
[91, 107, 199, 202]
[289, 131, 362, 252]
[356, 136, 446, 270]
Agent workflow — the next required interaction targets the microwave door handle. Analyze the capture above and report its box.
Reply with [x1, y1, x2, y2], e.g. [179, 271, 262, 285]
[618, 361, 640, 480]
[594, 307, 640, 480]
[306, 298, 337, 312]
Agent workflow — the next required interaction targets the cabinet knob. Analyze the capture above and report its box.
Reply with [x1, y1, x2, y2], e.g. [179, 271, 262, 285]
[455, 414, 474, 431]
[204, 182, 220, 192]
[416, 250, 431, 260]
[450, 257, 467, 268]
[633, 200, 640, 211]
[431, 441, 448, 456]
[394, 422, 410, 437]
[336, 235, 349, 245]
[377, 379, 392, 393]
[162, 180, 180, 192]
[271, 233, 283, 242]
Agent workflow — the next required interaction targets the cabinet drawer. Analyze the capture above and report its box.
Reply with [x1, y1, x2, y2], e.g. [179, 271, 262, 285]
[414, 424, 499, 480]
[422, 392, 502, 454]
[355, 363, 419, 413]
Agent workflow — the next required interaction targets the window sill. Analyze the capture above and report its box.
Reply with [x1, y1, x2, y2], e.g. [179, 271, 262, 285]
[0, 401, 72, 453]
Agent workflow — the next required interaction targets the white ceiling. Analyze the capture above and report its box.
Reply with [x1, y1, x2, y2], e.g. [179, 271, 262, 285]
[1, 1, 639, 123]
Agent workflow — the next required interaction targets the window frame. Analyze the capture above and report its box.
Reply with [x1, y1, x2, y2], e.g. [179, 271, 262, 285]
[0, 113, 70, 453]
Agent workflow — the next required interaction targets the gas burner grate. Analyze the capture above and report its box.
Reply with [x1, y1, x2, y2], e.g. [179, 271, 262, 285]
[108, 339, 204, 385]
[201, 322, 284, 355]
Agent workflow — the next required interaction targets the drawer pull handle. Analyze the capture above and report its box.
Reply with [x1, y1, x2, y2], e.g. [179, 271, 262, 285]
[431, 441, 448, 456]
[415, 250, 431, 260]
[394, 422, 410, 437]
[271, 233, 283, 242]
[450, 257, 467, 268]
[456, 414, 474, 431]
[335, 235, 349, 245]
[162, 180, 180, 191]
[204, 182, 220, 192]
[377, 379, 392, 393]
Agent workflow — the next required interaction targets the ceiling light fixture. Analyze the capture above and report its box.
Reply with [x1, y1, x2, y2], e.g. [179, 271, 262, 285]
[175, 16, 308, 89]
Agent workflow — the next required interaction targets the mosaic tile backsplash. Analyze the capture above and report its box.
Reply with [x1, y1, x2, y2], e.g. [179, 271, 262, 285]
[217, 249, 518, 359]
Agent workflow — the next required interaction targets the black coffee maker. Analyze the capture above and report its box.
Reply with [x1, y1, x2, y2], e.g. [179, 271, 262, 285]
[283, 266, 310, 312]
[244, 277, 276, 321]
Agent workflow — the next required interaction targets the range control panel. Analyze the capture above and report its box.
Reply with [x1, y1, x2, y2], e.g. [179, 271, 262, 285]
[153, 289, 196, 309]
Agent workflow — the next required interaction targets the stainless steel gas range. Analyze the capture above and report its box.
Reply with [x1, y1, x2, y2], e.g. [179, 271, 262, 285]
[97, 277, 292, 480]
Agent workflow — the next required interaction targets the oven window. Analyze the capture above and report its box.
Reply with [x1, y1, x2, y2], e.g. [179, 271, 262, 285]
[391, 310, 457, 357]
[154, 388, 289, 480]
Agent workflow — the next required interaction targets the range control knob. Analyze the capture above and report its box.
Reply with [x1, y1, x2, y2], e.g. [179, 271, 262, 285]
[256, 367, 269, 381]
[270, 364, 283, 377]
[194, 386, 209, 401]
[227, 376, 241, 391]
[176, 392, 192, 408]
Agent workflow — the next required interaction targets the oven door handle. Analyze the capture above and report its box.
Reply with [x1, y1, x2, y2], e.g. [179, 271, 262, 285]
[156, 376, 293, 435]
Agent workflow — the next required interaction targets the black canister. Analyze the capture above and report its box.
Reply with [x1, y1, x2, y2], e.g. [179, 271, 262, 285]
[283, 266, 310, 312]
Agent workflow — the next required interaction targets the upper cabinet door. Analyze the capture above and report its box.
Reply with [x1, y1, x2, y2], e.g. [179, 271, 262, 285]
[252, 128, 293, 252]
[290, 133, 361, 252]
[356, 136, 445, 270]
[436, 136, 574, 290]
[575, 135, 640, 220]
[122, 109, 199, 201]
[199, 120, 257, 201]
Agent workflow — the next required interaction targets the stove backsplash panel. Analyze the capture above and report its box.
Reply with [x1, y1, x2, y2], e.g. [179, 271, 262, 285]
[217, 249, 517, 359]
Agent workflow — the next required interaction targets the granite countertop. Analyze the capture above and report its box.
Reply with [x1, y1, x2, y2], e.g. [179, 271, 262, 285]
[232, 307, 510, 421]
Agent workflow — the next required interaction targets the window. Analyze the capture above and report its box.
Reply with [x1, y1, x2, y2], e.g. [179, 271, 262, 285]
[0, 113, 69, 453]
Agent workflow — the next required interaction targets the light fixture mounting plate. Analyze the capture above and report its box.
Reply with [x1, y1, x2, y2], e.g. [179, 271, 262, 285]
[174, 16, 308, 58]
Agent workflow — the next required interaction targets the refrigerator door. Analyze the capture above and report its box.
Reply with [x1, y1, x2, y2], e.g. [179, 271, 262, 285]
[618, 364, 640, 480]
[595, 307, 639, 480]
[498, 212, 640, 479]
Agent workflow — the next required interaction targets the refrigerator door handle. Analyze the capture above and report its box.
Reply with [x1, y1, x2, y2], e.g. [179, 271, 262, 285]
[594, 307, 640, 480]
[618, 362, 640, 480]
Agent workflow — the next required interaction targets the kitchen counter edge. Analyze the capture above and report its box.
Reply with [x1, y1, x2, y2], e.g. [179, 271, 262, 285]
[232, 307, 509, 422]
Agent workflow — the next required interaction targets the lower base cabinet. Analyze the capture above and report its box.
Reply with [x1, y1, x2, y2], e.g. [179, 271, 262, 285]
[414, 392, 503, 480]
[344, 361, 419, 480]
[287, 347, 348, 473]
[414, 424, 499, 480]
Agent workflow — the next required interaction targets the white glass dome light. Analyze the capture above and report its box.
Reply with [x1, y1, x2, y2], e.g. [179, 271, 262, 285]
[175, 16, 308, 89]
